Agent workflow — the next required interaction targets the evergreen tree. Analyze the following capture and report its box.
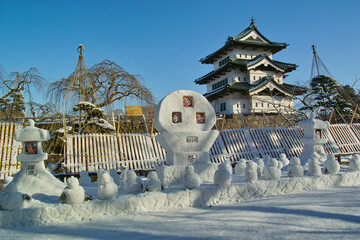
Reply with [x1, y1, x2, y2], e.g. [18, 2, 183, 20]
[0, 88, 25, 120]
[73, 101, 115, 133]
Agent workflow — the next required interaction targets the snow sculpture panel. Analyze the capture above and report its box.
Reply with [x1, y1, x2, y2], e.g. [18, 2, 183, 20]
[154, 90, 216, 133]
[154, 90, 219, 186]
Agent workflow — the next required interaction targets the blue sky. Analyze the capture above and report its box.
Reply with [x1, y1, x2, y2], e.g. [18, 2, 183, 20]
[1, 0, 360, 107]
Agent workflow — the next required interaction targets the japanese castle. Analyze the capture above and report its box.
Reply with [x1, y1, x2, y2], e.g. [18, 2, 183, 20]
[194, 19, 306, 115]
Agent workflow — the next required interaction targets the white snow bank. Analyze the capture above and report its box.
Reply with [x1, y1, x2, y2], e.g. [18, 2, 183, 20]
[1, 170, 360, 227]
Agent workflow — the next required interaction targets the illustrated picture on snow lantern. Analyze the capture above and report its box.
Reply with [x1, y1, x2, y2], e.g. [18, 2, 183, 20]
[315, 129, 322, 139]
[25, 141, 38, 154]
[196, 112, 205, 124]
[172, 112, 182, 123]
[183, 96, 194, 108]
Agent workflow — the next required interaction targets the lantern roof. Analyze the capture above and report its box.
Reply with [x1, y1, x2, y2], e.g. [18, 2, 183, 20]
[14, 120, 50, 142]
[299, 112, 329, 129]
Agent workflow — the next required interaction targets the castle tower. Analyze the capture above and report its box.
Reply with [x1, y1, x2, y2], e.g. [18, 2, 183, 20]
[195, 18, 307, 115]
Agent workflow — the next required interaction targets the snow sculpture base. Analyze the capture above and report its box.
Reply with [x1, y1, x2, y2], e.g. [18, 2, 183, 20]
[155, 130, 219, 165]
[156, 163, 217, 187]
[3, 160, 66, 196]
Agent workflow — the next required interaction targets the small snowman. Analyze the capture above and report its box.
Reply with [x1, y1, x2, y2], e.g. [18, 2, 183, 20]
[214, 162, 231, 186]
[308, 154, 322, 176]
[110, 169, 121, 186]
[255, 158, 264, 177]
[324, 154, 340, 174]
[287, 157, 304, 178]
[264, 158, 281, 180]
[119, 166, 128, 190]
[234, 159, 247, 176]
[279, 153, 290, 168]
[79, 170, 92, 186]
[183, 165, 202, 189]
[244, 161, 258, 182]
[61, 176, 85, 205]
[144, 171, 162, 192]
[98, 171, 118, 200]
[350, 154, 360, 172]
[124, 169, 143, 193]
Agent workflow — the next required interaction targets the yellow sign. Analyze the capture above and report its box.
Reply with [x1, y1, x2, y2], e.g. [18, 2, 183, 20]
[125, 106, 143, 116]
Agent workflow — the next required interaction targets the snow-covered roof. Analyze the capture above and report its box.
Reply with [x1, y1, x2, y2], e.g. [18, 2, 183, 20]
[14, 119, 50, 142]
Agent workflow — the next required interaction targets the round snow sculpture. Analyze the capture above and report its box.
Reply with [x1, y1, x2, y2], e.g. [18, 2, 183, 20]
[264, 158, 281, 180]
[98, 172, 118, 200]
[144, 171, 162, 192]
[324, 154, 340, 174]
[308, 155, 322, 176]
[287, 157, 304, 178]
[234, 159, 247, 176]
[350, 154, 360, 172]
[184, 165, 202, 189]
[214, 162, 231, 186]
[63, 176, 85, 205]
[124, 170, 143, 193]
[244, 162, 258, 182]
[279, 153, 290, 167]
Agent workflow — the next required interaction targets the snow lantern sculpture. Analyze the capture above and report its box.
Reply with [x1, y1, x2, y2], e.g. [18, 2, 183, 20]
[154, 90, 219, 186]
[2, 120, 66, 196]
[298, 112, 331, 166]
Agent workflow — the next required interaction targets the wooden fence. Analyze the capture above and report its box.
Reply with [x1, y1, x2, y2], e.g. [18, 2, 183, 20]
[0, 123, 23, 179]
[3, 122, 360, 177]
[65, 133, 166, 173]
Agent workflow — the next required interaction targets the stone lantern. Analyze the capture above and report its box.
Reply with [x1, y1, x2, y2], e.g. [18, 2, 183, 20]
[2, 120, 66, 196]
[154, 90, 219, 186]
[298, 112, 330, 166]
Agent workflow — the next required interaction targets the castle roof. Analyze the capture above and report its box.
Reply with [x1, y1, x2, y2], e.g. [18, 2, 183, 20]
[195, 55, 297, 85]
[200, 23, 288, 64]
[203, 77, 307, 101]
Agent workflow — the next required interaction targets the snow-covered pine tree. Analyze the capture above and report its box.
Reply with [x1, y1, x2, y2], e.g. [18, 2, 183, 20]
[73, 101, 115, 133]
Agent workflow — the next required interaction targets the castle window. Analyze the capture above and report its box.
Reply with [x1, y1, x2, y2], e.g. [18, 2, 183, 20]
[212, 78, 228, 91]
[243, 104, 246, 108]
[243, 77, 246, 81]
[220, 102, 226, 112]
[219, 56, 230, 67]
[256, 103, 258, 107]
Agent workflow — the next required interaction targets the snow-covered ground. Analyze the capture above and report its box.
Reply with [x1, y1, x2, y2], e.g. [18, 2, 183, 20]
[1, 185, 360, 240]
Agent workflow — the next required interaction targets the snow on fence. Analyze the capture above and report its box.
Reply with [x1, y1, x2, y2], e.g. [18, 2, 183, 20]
[64, 133, 165, 173]
[0, 123, 23, 179]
